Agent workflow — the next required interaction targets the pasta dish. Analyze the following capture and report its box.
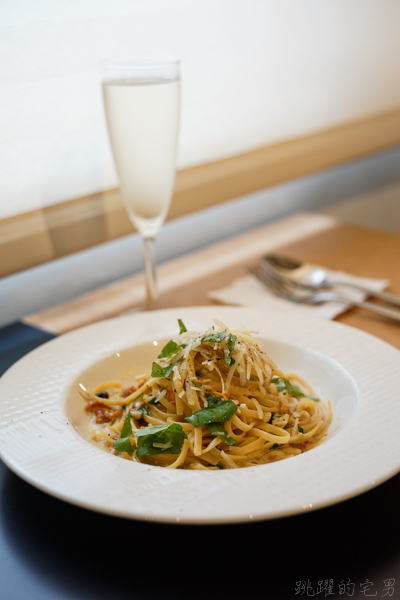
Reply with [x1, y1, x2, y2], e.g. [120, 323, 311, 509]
[79, 319, 331, 470]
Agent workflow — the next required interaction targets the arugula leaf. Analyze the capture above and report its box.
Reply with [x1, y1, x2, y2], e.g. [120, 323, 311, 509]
[206, 422, 235, 446]
[224, 334, 237, 366]
[113, 411, 134, 453]
[298, 424, 304, 433]
[121, 410, 133, 438]
[151, 362, 165, 378]
[202, 329, 227, 344]
[271, 377, 305, 398]
[135, 423, 187, 457]
[164, 361, 179, 377]
[151, 361, 179, 378]
[158, 339, 182, 358]
[113, 437, 135, 452]
[271, 443, 280, 450]
[185, 395, 237, 427]
[178, 319, 187, 334]
[272, 377, 320, 402]
[147, 397, 159, 405]
[205, 393, 223, 408]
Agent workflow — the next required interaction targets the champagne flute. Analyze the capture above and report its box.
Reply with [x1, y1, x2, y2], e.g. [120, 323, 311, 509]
[101, 57, 180, 309]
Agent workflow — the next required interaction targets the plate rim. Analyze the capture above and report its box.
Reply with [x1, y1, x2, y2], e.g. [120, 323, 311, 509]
[1, 305, 400, 524]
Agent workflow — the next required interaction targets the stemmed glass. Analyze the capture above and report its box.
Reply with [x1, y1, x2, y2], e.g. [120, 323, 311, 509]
[101, 58, 180, 309]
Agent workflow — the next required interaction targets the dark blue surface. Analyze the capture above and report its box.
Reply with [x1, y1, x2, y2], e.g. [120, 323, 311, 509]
[0, 323, 399, 599]
[0, 322, 56, 377]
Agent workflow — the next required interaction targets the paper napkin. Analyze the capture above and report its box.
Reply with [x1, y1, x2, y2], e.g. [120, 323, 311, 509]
[208, 269, 389, 320]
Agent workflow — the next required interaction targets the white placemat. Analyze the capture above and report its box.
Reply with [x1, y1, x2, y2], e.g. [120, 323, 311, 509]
[209, 270, 389, 319]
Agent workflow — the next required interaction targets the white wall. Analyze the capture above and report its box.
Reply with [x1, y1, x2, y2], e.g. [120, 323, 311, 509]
[1, 0, 400, 219]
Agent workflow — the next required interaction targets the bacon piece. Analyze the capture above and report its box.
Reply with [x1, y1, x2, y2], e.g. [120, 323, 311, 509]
[95, 407, 123, 424]
[85, 401, 107, 412]
[95, 409, 111, 423]
[122, 385, 137, 398]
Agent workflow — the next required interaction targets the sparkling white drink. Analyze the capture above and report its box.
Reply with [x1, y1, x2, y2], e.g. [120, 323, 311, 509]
[103, 78, 180, 238]
[101, 58, 180, 309]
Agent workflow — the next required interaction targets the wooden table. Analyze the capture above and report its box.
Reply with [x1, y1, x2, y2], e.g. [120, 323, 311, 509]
[25, 212, 400, 348]
[1, 212, 400, 600]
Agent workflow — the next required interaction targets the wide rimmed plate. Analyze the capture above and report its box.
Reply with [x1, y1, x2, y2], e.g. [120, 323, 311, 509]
[0, 306, 399, 524]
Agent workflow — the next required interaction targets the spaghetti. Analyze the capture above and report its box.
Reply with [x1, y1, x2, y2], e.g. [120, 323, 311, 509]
[80, 319, 331, 469]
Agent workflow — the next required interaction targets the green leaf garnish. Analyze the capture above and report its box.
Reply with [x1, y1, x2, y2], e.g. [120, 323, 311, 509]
[271, 377, 320, 401]
[206, 422, 236, 445]
[121, 410, 132, 438]
[151, 361, 179, 378]
[271, 377, 304, 398]
[195, 369, 202, 377]
[113, 411, 134, 453]
[202, 329, 227, 344]
[135, 423, 187, 457]
[158, 339, 182, 358]
[151, 362, 165, 378]
[113, 437, 135, 452]
[165, 361, 179, 377]
[205, 394, 224, 408]
[178, 319, 187, 334]
[298, 424, 304, 433]
[271, 443, 280, 450]
[147, 397, 159, 405]
[224, 333, 237, 366]
[185, 394, 237, 427]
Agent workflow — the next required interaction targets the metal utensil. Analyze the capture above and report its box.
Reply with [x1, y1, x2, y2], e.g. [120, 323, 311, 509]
[261, 254, 400, 307]
[249, 265, 400, 323]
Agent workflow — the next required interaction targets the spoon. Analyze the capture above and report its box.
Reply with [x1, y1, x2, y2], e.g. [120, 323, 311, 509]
[261, 254, 400, 307]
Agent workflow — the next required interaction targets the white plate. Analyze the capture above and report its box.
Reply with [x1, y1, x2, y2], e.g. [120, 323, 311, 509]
[1, 306, 399, 524]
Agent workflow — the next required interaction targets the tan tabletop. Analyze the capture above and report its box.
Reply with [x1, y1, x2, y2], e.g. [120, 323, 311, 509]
[25, 212, 400, 349]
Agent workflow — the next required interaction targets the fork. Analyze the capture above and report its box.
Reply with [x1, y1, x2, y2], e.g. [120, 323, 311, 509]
[249, 265, 400, 323]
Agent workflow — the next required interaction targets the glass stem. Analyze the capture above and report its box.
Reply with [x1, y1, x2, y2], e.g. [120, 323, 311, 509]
[143, 236, 159, 310]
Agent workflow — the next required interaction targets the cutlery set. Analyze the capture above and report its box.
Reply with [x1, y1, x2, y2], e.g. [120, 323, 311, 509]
[250, 254, 400, 323]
